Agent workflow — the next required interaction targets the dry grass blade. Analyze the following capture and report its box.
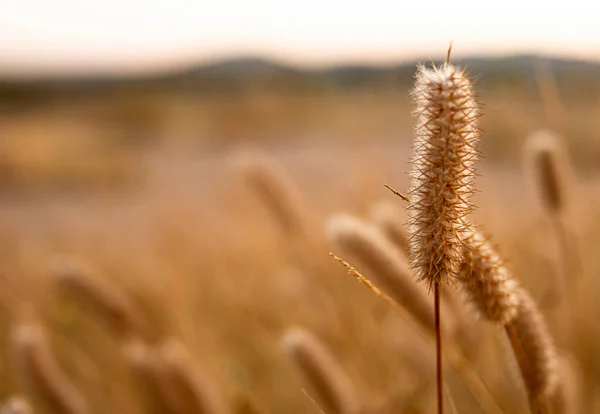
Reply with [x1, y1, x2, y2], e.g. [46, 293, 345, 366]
[282, 327, 360, 414]
[534, 63, 565, 132]
[330, 254, 503, 414]
[10, 322, 89, 414]
[327, 214, 445, 334]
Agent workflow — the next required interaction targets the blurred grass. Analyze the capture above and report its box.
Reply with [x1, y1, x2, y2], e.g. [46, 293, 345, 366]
[0, 55, 599, 194]
[0, 56, 597, 411]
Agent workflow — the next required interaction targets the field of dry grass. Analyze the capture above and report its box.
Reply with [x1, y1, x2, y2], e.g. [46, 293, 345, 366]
[0, 57, 599, 413]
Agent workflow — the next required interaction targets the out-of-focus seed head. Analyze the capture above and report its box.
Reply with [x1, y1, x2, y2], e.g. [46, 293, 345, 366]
[524, 129, 571, 215]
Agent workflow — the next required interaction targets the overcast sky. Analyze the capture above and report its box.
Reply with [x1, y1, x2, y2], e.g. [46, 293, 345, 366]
[1, 0, 599, 76]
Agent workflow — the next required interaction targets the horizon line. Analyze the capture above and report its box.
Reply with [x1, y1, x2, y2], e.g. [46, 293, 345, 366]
[1, 49, 599, 81]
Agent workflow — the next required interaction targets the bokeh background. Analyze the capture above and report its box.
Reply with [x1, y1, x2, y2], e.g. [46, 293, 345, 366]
[0, 1, 599, 413]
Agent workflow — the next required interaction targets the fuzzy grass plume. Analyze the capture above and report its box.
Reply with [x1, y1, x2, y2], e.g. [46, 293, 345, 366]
[407, 60, 481, 289]
[458, 229, 521, 323]
[407, 51, 482, 414]
[282, 327, 359, 414]
[505, 290, 558, 413]
[10, 322, 89, 414]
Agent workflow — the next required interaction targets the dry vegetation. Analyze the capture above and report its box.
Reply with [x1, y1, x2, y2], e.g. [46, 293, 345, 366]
[0, 55, 598, 413]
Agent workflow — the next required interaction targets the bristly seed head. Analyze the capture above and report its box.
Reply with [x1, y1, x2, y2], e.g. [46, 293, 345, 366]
[408, 62, 482, 289]
[458, 229, 520, 323]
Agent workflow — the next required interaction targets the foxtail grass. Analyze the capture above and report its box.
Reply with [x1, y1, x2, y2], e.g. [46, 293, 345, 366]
[330, 254, 503, 414]
[51, 260, 146, 340]
[234, 152, 308, 239]
[524, 130, 581, 300]
[458, 229, 521, 324]
[156, 339, 226, 414]
[122, 338, 174, 414]
[282, 327, 360, 414]
[407, 47, 482, 414]
[505, 290, 558, 413]
[327, 214, 440, 333]
[548, 353, 581, 414]
[10, 322, 89, 414]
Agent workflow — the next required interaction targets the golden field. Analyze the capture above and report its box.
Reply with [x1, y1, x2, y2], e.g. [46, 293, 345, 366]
[0, 56, 599, 413]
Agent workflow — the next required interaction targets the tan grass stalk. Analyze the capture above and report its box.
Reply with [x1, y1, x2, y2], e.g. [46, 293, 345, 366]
[407, 51, 482, 414]
[534, 63, 565, 132]
[282, 327, 359, 414]
[51, 261, 146, 339]
[156, 339, 226, 414]
[505, 290, 558, 413]
[9, 323, 88, 414]
[121, 338, 174, 414]
[458, 229, 521, 324]
[235, 152, 307, 238]
[327, 214, 449, 334]
[0, 397, 33, 414]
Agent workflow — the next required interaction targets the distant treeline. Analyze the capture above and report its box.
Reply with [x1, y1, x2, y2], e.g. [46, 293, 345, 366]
[0, 55, 599, 106]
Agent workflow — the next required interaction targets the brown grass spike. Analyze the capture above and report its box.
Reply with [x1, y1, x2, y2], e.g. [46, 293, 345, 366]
[156, 339, 226, 414]
[51, 260, 146, 340]
[9, 322, 89, 414]
[458, 228, 521, 324]
[235, 151, 308, 239]
[282, 327, 360, 414]
[505, 290, 558, 413]
[407, 49, 482, 414]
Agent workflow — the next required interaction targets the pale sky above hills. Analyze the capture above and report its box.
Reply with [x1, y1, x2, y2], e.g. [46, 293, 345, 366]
[1, 0, 599, 76]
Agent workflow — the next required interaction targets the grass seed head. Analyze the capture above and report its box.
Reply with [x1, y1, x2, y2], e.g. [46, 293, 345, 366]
[10, 322, 89, 414]
[408, 62, 481, 289]
[458, 229, 520, 323]
[524, 129, 571, 215]
[282, 327, 359, 414]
